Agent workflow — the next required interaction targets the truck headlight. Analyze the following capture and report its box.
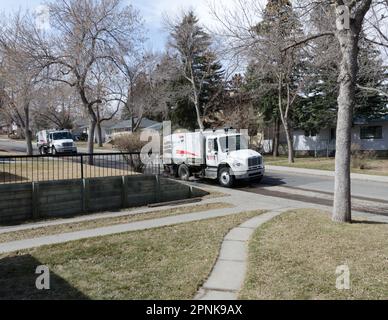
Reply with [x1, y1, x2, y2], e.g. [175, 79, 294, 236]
[232, 161, 243, 167]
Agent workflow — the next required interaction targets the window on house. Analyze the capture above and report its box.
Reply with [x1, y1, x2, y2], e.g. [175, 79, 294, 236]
[304, 130, 317, 137]
[360, 126, 383, 139]
[330, 128, 336, 141]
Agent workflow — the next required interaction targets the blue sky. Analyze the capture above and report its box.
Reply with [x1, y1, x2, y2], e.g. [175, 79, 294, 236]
[0, 0, 224, 51]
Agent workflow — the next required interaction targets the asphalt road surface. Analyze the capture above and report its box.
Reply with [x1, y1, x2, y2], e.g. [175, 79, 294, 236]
[259, 170, 388, 202]
[0, 138, 34, 153]
[0, 137, 91, 154]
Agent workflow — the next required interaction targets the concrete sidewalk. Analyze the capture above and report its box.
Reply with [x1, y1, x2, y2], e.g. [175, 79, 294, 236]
[266, 165, 388, 183]
[195, 208, 288, 300]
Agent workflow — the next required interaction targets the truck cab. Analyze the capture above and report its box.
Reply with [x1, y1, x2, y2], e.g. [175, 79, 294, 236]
[37, 130, 77, 155]
[204, 133, 264, 187]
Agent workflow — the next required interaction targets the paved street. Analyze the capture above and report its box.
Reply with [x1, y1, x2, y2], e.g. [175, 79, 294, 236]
[260, 170, 388, 202]
[0, 137, 91, 154]
[0, 137, 33, 153]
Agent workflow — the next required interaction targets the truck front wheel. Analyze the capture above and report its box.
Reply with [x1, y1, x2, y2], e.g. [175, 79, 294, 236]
[178, 164, 190, 181]
[218, 167, 235, 188]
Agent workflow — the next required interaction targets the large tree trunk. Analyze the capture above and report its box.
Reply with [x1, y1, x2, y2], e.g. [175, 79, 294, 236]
[192, 87, 204, 131]
[131, 116, 135, 133]
[87, 120, 96, 165]
[283, 121, 294, 163]
[25, 128, 33, 155]
[24, 105, 33, 155]
[272, 118, 280, 157]
[332, 31, 359, 223]
[96, 107, 103, 147]
[278, 77, 294, 164]
[96, 121, 103, 147]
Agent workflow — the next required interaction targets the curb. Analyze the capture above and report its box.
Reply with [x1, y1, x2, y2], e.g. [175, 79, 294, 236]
[194, 209, 288, 300]
[266, 165, 388, 183]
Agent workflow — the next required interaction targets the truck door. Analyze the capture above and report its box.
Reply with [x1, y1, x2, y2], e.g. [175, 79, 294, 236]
[206, 137, 218, 167]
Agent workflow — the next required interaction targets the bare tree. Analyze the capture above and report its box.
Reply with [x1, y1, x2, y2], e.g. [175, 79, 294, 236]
[24, 0, 144, 162]
[90, 61, 122, 146]
[331, 1, 374, 222]
[210, 0, 305, 163]
[0, 13, 43, 155]
[114, 52, 156, 132]
[32, 83, 78, 130]
[212, 0, 387, 222]
[280, 0, 387, 222]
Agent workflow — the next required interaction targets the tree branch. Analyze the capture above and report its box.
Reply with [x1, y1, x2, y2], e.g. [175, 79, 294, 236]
[282, 32, 335, 52]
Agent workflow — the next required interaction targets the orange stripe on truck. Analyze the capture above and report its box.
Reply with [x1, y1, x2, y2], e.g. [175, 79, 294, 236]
[176, 150, 199, 157]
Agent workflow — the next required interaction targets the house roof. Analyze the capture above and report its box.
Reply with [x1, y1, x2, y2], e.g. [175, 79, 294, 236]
[143, 122, 163, 131]
[109, 118, 161, 130]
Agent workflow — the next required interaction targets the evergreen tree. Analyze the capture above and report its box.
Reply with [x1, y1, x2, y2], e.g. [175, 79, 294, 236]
[246, 0, 304, 160]
[168, 11, 225, 130]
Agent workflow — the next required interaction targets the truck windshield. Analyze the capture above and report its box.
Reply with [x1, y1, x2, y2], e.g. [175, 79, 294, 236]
[52, 132, 73, 140]
[219, 135, 248, 152]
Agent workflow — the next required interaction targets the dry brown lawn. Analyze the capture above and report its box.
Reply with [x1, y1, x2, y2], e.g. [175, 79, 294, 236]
[265, 156, 388, 176]
[0, 210, 263, 300]
[240, 209, 388, 300]
[0, 158, 135, 183]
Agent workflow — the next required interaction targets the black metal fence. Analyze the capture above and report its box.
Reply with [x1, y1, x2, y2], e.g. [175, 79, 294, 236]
[0, 152, 162, 185]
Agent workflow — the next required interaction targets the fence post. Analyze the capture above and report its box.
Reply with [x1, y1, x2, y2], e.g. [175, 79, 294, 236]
[32, 181, 40, 219]
[80, 154, 84, 180]
[82, 178, 89, 212]
[155, 175, 161, 203]
[121, 176, 129, 208]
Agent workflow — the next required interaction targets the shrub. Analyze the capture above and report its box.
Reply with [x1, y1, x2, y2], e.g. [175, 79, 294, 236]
[112, 132, 147, 152]
[351, 143, 377, 170]
[112, 133, 148, 173]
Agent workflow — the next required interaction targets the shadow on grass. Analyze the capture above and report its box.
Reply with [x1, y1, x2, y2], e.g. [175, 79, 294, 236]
[0, 172, 28, 184]
[0, 254, 88, 300]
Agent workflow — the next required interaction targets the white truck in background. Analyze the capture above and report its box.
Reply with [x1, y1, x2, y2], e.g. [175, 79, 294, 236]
[36, 130, 78, 155]
[163, 129, 265, 187]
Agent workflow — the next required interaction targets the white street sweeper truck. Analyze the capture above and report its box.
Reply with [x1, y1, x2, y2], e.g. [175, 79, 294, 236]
[163, 129, 264, 187]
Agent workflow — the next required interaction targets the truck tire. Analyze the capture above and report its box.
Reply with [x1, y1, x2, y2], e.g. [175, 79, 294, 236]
[178, 164, 190, 181]
[218, 167, 235, 188]
[51, 147, 57, 155]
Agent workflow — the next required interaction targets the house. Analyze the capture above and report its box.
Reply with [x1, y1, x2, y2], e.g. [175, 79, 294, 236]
[73, 117, 162, 143]
[106, 118, 162, 138]
[262, 115, 388, 157]
[74, 119, 119, 143]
